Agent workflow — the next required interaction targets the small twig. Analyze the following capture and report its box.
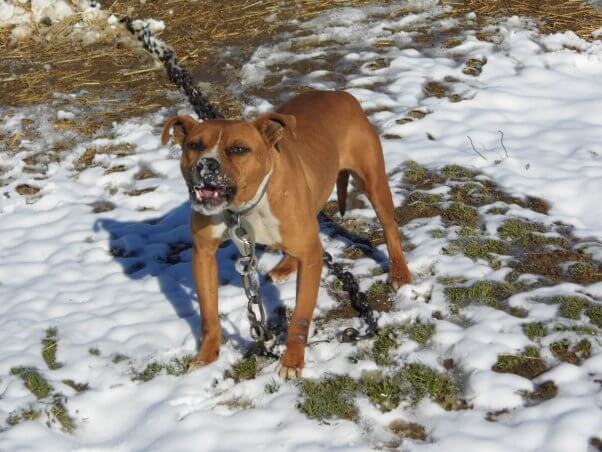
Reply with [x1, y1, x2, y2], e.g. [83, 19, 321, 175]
[498, 130, 509, 158]
[123, 67, 162, 77]
[467, 135, 488, 160]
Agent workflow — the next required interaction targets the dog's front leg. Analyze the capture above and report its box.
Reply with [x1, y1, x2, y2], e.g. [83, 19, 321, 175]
[190, 244, 221, 368]
[279, 234, 323, 380]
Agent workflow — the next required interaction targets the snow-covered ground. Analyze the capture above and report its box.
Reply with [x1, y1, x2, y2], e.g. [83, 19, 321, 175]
[1, 2, 601, 451]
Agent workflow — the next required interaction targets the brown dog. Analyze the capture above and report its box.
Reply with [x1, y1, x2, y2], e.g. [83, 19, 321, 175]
[162, 90, 411, 379]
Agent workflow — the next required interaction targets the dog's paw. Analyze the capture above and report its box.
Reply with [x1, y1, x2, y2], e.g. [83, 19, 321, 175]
[390, 272, 412, 290]
[278, 345, 304, 380]
[277, 364, 302, 380]
[188, 348, 219, 371]
[390, 264, 412, 289]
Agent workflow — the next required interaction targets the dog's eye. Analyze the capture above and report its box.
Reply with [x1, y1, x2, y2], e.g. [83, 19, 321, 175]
[227, 146, 250, 156]
[187, 141, 204, 151]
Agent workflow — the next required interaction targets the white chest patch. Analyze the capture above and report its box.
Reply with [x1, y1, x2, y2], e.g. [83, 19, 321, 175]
[244, 195, 281, 246]
[209, 196, 281, 246]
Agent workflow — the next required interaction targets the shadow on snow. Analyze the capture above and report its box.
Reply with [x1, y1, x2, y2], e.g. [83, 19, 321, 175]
[94, 201, 389, 350]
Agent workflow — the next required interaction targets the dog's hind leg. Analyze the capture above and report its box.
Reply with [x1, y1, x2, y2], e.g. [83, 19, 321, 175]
[346, 129, 412, 288]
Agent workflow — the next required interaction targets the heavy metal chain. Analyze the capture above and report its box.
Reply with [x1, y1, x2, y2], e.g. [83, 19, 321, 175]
[323, 252, 379, 342]
[224, 210, 278, 358]
[120, 17, 224, 121]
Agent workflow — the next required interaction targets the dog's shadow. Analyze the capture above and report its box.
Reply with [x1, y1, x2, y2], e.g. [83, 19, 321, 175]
[94, 201, 389, 350]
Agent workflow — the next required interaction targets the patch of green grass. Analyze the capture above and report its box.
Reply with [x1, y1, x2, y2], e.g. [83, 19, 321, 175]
[132, 355, 193, 382]
[552, 296, 589, 319]
[586, 305, 602, 327]
[88, 347, 100, 356]
[458, 226, 478, 237]
[431, 228, 444, 239]
[366, 281, 393, 307]
[463, 238, 507, 259]
[486, 206, 508, 215]
[553, 323, 598, 335]
[402, 320, 435, 345]
[6, 407, 41, 427]
[62, 379, 89, 392]
[165, 355, 193, 376]
[442, 202, 480, 228]
[523, 322, 547, 341]
[498, 219, 566, 247]
[134, 362, 163, 382]
[50, 396, 76, 433]
[368, 282, 392, 297]
[448, 238, 507, 265]
[403, 161, 430, 185]
[492, 346, 547, 379]
[299, 365, 464, 419]
[405, 191, 442, 205]
[42, 328, 61, 370]
[451, 182, 493, 206]
[399, 363, 464, 410]
[358, 372, 404, 412]
[499, 218, 545, 240]
[230, 355, 258, 382]
[523, 380, 558, 402]
[550, 338, 591, 364]
[343, 246, 366, 260]
[298, 375, 358, 420]
[372, 327, 398, 366]
[10, 367, 53, 399]
[442, 164, 477, 180]
[567, 262, 598, 282]
[445, 280, 515, 308]
[112, 353, 129, 363]
[574, 339, 592, 358]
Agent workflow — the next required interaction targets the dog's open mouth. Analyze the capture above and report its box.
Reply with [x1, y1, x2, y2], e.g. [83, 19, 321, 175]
[193, 184, 229, 206]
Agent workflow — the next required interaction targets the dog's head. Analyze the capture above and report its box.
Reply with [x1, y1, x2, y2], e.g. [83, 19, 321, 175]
[162, 113, 295, 216]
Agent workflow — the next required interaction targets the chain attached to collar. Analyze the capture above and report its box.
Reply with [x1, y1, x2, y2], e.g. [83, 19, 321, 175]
[224, 210, 277, 359]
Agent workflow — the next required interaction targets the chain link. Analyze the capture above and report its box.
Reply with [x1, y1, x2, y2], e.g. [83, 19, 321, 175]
[225, 211, 277, 359]
[323, 252, 379, 342]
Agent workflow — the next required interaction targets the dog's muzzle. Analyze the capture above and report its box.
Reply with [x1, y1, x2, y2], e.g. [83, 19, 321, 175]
[190, 157, 236, 210]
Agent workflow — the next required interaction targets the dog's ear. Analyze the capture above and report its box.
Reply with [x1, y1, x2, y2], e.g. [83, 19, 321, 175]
[255, 113, 296, 150]
[161, 115, 197, 146]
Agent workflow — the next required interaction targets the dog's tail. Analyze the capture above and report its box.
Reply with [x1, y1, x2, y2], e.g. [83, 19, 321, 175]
[336, 170, 350, 217]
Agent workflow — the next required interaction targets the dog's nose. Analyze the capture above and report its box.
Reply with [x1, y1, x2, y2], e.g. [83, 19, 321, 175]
[197, 157, 220, 174]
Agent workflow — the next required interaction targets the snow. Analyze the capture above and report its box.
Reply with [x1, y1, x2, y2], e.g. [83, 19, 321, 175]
[1, 1, 601, 451]
[0, 0, 101, 41]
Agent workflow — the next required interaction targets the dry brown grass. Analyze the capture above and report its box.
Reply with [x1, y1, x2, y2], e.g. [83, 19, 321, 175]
[0, 0, 383, 122]
[442, 0, 602, 40]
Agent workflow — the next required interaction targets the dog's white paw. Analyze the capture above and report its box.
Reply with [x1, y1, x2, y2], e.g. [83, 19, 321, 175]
[277, 364, 302, 380]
